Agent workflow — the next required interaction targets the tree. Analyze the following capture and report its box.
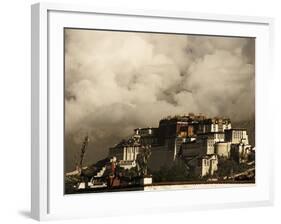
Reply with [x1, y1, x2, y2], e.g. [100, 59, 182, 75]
[217, 158, 238, 178]
[151, 161, 191, 182]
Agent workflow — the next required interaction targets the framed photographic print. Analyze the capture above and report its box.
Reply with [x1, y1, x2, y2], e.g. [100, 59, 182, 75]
[31, 2, 274, 221]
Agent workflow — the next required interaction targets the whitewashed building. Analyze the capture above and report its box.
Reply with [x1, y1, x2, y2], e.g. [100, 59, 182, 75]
[108, 135, 142, 169]
[198, 118, 231, 134]
[194, 154, 218, 177]
[225, 129, 249, 144]
[214, 142, 231, 158]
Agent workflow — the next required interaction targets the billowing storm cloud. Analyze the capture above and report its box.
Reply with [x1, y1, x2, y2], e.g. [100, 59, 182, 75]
[64, 29, 255, 171]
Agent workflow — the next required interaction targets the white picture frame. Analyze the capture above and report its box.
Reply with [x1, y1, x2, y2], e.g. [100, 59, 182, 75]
[31, 2, 275, 221]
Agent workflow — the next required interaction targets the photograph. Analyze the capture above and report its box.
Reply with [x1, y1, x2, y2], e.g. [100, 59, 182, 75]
[64, 28, 256, 194]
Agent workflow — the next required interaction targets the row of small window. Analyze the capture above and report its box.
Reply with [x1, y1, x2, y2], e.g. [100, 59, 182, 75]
[233, 132, 243, 138]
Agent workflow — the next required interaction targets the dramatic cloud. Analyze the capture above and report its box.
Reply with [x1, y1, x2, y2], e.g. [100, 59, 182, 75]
[64, 29, 255, 171]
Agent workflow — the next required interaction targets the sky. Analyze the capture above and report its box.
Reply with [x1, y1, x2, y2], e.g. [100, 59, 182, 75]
[64, 29, 255, 172]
